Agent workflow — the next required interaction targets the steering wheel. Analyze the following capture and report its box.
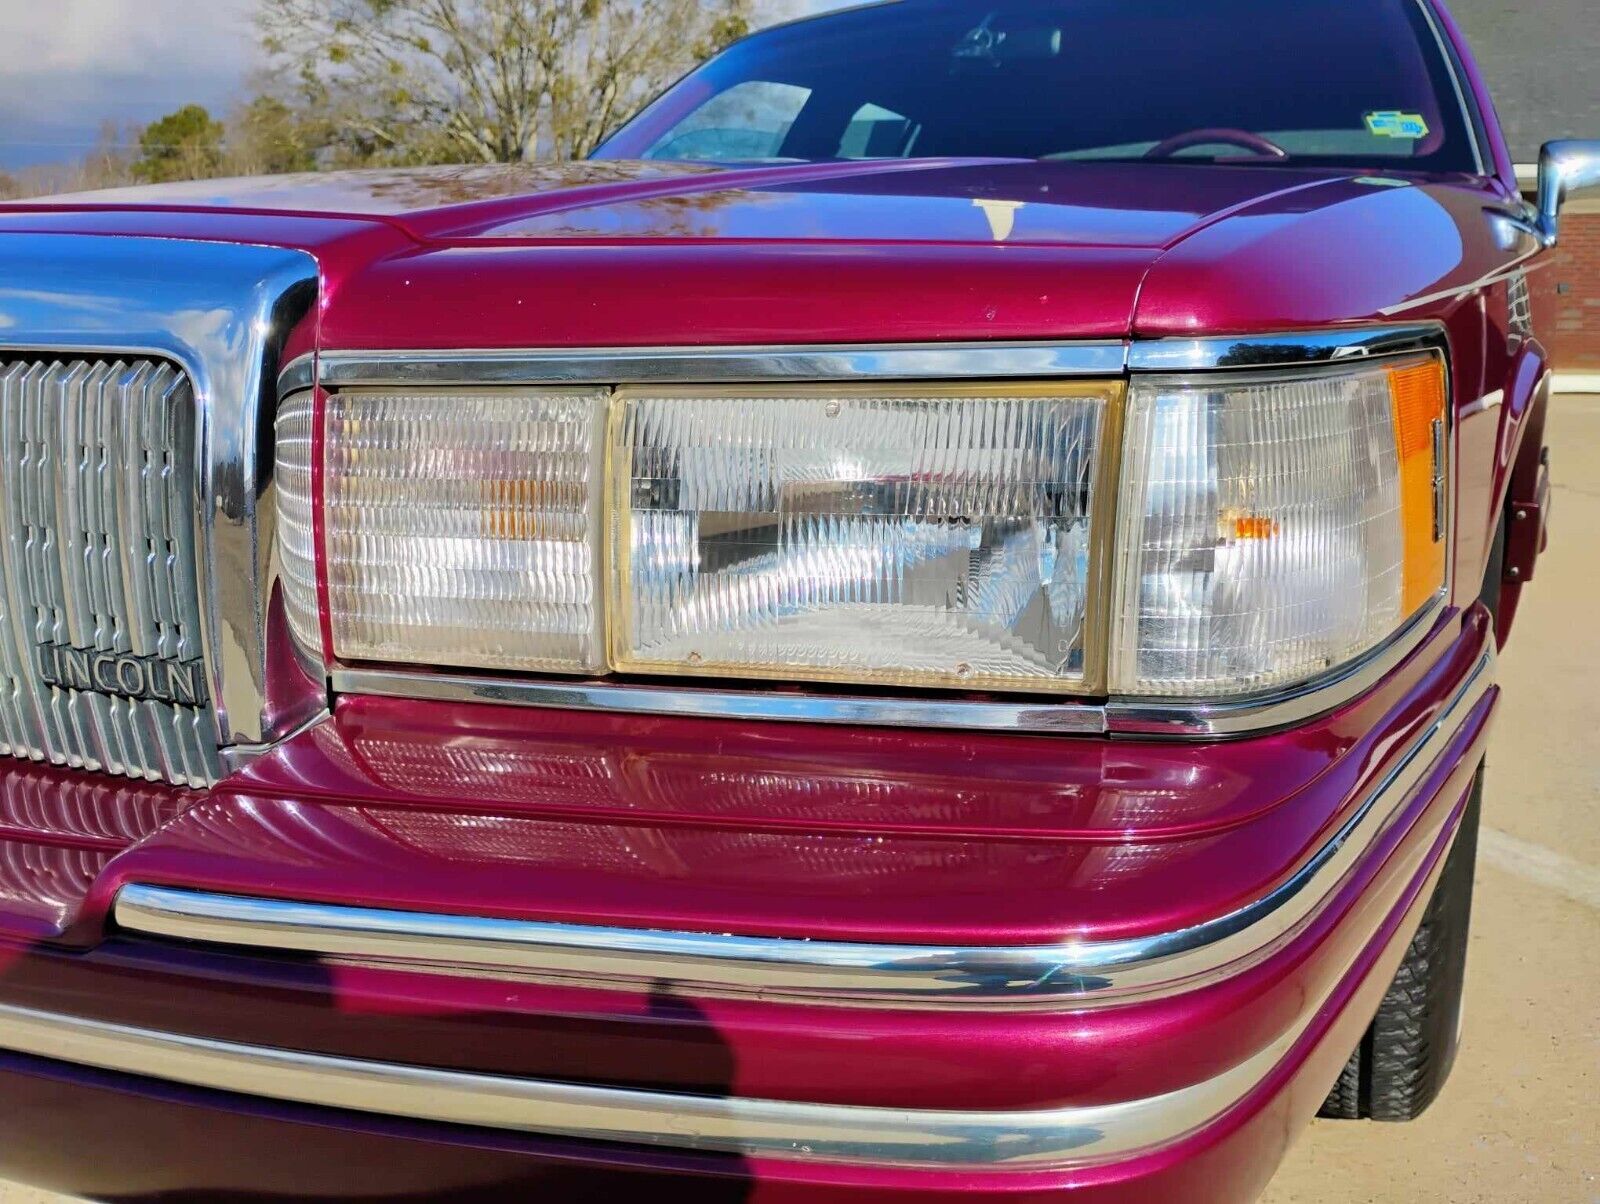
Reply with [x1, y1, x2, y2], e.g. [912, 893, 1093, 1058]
[1144, 128, 1290, 161]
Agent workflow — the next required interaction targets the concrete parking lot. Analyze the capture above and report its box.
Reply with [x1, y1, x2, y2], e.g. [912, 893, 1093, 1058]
[3, 400, 1597, 1204]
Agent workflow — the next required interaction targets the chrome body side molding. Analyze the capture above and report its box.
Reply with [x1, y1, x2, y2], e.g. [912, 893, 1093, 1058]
[121, 649, 1493, 1008]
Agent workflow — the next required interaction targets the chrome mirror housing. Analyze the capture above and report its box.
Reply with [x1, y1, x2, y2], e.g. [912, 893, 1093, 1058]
[1537, 140, 1600, 246]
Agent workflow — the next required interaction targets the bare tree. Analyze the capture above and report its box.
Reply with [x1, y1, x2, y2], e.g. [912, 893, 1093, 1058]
[260, 0, 751, 165]
[0, 122, 139, 200]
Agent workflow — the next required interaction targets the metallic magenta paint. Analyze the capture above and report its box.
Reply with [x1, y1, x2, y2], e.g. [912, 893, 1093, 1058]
[0, 714, 1490, 1201]
[0, 613, 1495, 1128]
[0, 4, 1552, 1197]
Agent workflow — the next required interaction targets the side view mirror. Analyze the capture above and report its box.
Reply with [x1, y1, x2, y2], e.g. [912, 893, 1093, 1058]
[1537, 140, 1600, 246]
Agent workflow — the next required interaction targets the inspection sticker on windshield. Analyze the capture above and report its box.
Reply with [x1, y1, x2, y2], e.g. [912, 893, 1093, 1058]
[1365, 111, 1429, 139]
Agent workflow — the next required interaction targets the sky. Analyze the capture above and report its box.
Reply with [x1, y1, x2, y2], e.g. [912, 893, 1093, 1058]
[0, 0, 259, 170]
[0, 0, 851, 172]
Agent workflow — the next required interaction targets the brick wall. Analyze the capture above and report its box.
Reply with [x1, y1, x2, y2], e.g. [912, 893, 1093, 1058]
[1529, 210, 1600, 373]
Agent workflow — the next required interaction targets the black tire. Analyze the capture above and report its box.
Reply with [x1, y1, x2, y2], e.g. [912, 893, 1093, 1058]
[1316, 768, 1483, 1122]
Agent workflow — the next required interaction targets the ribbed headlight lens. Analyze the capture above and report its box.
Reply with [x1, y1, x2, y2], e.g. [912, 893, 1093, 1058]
[1110, 355, 1446, 697]
[317, 387, 609, 673]
[274, 391, 322, 659]
[610, 385, 1113, 692]
[277, 354, 1446, 707]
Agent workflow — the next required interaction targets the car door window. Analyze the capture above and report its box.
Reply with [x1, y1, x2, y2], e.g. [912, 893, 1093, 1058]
[645, 81, 812, 161]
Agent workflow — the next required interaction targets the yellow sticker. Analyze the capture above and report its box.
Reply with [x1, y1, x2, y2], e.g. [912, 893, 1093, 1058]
[1365, 111, 1430, 140]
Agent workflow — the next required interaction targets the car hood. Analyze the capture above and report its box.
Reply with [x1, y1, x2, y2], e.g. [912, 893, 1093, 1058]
[27, 158, 1354, 248]
[2, 160, 1497, 348]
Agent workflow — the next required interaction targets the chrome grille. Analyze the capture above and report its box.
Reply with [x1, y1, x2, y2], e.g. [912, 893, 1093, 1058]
[0, 356, 220, 787]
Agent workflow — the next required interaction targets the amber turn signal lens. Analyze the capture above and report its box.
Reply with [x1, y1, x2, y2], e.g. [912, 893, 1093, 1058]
[1388, 359, 1448, 616]
[1112, 353, 1450, 697]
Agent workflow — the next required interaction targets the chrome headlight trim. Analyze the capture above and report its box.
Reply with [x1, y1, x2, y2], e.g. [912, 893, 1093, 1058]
[287, 325, 1443, 393]
[293, 322, 1453, 738]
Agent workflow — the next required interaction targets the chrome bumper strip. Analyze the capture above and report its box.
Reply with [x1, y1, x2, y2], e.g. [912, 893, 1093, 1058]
[1, 755, 1474, 1172]
[0, 991, 1292, 1169]
[118, 650, 1494, 1009]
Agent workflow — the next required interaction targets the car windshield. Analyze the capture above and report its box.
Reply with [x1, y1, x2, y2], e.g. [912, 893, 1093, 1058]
[598, 0, 1479, 174]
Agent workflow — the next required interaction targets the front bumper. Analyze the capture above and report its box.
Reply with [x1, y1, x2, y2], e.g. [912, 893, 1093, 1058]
[0, 608, 1497, 1201]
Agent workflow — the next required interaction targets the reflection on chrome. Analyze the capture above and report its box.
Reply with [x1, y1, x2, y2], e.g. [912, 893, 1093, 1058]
[0, 234, 322, 769]
[116, 644, 1494, 1011]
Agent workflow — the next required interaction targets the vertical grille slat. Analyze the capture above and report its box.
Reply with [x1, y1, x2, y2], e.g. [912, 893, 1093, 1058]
[0, 355, 220, 788]
[0, 362, 57, 765]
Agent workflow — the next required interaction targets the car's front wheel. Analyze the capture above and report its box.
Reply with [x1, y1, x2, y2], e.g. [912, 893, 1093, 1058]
[1318, 767, 1483, 1121]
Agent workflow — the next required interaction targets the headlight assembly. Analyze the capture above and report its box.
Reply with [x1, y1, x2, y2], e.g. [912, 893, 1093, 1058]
[277, 353, 1447, 705]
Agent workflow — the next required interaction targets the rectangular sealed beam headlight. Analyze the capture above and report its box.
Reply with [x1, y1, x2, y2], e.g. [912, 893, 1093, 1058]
[276, 354, 1446, 709]
[610, 384, 1117, 693]
[1109, 355, 1447, 697]
[312, 387, 609, 673]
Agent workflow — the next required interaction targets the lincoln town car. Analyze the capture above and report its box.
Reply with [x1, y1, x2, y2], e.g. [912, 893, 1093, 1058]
[0, 0, 1595, 1200]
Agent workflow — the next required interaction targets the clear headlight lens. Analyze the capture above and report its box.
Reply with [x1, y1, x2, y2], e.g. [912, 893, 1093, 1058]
[611, 386, 1112, 692]
[273, 391, 322, 658]
[1110, 356, 1446, 696]
[318, 388, 609, 673]
[276, 354, 1446, 704]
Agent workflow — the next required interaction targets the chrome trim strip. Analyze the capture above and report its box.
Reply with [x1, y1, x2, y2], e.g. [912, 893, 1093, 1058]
[277, 356, 315, 397]
[120, 647, 1493, 1009]
[328, 670, 1108, 734]
[1416, 0, 1489, 178]
[216, 707, 331, 776]
[0, 992, 1294, 1169]
[311, 341, 1129, 388]
[300, 325, 1448, 390]
[1105, 603, 1444, 738]
[1376, 256, 1544, 317]
[1125, 323, 1443, 373]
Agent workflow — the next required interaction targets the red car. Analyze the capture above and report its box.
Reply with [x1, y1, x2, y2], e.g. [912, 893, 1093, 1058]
[0, 1, 1594, 1200]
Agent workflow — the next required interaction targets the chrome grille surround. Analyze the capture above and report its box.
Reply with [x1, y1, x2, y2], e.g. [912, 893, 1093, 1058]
[0, 233, 323, 787]
[0, 356, 219, 785]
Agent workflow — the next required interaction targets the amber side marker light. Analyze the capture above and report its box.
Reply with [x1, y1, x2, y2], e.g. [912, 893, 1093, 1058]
[1389, 358, 1449, 616]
